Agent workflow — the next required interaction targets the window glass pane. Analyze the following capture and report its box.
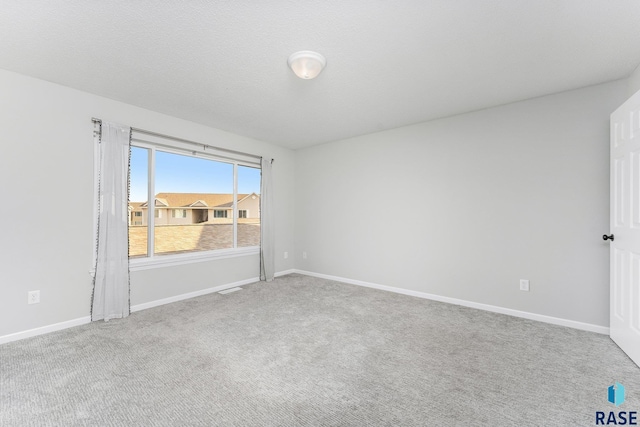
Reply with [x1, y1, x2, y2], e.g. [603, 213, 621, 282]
[237, 165, 261, 247]
[154, 150, 234, 255]
[127, 144, 261, 260]
[128, 146, 149, 258]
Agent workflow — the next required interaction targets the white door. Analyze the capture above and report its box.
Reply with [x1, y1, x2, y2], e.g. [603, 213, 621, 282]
[610, 90, 640, 367]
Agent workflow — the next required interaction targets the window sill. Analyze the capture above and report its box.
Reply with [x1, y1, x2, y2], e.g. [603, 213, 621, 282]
[129, 246, 260, 271]
[90, 247, 260, 277]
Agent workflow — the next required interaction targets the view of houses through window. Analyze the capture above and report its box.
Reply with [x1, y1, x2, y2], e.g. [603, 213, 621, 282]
[128, 146, 261, 258]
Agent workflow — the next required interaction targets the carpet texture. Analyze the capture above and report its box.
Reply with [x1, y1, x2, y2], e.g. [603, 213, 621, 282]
[1, 273, 639, 426]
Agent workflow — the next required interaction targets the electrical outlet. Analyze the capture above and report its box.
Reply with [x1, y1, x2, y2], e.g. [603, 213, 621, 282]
[28, 290, 40, 304]
[303, 251, 307, 259]
[284, 251, 288, 259]
[519, 280, 530, 292]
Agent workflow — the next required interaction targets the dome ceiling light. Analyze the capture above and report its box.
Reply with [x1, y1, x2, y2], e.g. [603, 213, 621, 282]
[287, 51, 326, 80]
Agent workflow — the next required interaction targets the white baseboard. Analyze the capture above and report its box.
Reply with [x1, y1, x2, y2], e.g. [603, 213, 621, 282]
[0, 316, 91, 345]
[131, 276, 261, 312]
[4, 269, 600, 345]
[0, 270, 298, 345]
[275, 269, 296, 277]
[131, 269, 296, 312]
[293, 269, 610, 335]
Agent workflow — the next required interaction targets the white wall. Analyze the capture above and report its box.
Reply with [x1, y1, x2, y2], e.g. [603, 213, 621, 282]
[0, 65, 633, 340]
[628, 64, 640, 96]
[0, 69, 295, 338]
[294, 80, 628, 328]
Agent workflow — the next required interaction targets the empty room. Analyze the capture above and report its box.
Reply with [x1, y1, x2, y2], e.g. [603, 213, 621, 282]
[2, 1, 640, 426]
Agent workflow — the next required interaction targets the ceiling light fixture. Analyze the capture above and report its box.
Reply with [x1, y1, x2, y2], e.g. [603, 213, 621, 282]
[287, 51, 326, 79]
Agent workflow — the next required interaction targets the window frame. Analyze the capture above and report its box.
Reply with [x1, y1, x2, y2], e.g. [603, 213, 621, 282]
[128, 141, 261, 271]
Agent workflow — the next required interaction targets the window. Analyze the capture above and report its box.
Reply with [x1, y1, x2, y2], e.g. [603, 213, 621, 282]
[128, 146, 149, 258]
[134, 212, 142, 217]
[128, 140, 261, 265]
[237, 166, 261, 248]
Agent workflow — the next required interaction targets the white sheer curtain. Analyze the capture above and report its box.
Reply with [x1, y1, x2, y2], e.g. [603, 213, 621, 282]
[260, 158, 275, 282]
[92, 121, 131, 321]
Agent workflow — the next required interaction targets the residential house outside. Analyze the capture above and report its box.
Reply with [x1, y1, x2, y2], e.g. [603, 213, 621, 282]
[128, 193, 260, 257]
[131, 193, 260, 226]
[129, 202, 145, 226]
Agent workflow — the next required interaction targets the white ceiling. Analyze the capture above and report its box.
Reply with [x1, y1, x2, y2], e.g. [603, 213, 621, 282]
[1, 1, 639, 149]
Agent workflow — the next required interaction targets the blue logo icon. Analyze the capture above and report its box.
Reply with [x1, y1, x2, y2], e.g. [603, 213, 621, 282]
[608, 382, 626, 407]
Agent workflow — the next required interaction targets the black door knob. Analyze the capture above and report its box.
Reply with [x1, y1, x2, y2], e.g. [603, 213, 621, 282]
[603, 234, 614, 241]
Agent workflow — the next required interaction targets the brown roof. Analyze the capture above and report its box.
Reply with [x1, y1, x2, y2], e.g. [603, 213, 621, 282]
[142, 193, 249, 208]
[216, 193, 259, 208]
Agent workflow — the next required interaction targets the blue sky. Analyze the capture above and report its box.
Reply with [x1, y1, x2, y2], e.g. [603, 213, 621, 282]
[129, 147, 261, 202]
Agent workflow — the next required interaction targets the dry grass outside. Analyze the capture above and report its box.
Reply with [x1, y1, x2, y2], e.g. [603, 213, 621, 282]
[129, 223, 260, 257]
